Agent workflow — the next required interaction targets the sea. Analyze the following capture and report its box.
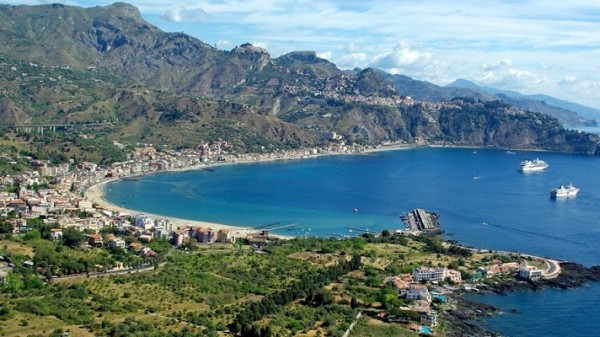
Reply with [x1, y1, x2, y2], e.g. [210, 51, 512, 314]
[105, 147, 600, 337]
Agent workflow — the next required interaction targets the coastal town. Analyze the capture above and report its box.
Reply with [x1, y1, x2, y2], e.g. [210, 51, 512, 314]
[0, 138, 376, 244]
[0, 138, 567, 336]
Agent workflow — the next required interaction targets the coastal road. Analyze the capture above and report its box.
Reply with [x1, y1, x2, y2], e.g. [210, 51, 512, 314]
[466, 247, 562, 279]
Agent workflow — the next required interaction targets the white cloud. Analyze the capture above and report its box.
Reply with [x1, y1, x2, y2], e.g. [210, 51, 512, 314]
[477, 58, 547, 91]
[216, 39, 232, 50]
[369, 42, 448, 82]
[336, 52, 367, 69]
[251, 41, 269, 50]
[372, 42, 426, 68]
[161, 5, 208, 23]
[481, 58, 513, 72]
[559, 75, 579, 86]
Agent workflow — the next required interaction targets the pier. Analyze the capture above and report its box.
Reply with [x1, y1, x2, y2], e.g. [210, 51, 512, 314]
[346, 226, 376, 234]
[253, 223, 298, 232]
[325, 232, 352, 238]
[401, 208, 441, 234]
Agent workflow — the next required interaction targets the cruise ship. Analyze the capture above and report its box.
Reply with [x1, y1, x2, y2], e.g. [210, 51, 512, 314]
[518, 158, 549, 172]
[550, 183, 580, 198]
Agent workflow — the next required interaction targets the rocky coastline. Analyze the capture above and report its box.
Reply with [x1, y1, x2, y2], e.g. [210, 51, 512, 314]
[444, 262, 600, 336]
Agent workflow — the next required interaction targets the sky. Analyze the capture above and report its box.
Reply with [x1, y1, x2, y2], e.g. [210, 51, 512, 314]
[4, 0, 600, 109]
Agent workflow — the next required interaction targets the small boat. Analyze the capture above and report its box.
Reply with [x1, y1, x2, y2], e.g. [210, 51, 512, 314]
[550, 183, 579, 198]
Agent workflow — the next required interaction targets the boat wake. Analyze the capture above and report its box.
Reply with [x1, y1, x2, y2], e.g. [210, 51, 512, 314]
[481, 221, 586, 247]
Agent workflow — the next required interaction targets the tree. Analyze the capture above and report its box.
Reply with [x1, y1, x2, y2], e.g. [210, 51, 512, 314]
[23, 228, 41, 241]
[62, 228, 86, 248]
[0, 221, 12, 234]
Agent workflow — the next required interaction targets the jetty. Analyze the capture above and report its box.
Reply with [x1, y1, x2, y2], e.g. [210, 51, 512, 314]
[253, 223, 297, 232]
[401, 209, 441, 234]
[346, 226, 376, 234]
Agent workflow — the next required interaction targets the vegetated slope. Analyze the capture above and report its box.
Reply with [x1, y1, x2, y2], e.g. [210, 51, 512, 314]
[446, 78, 598, 126]
[0, 2, 599, 156]
[381, 73, 596, 127]
[0, 55, 317, 152]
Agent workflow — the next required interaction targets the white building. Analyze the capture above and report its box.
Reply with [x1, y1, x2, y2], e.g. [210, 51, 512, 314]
[413, 266, 462, 283]
[519, 265, 544, 281]
[413, 266, 447, 283]
[406, 284, 432, 302]
[134, 215, 155, 230]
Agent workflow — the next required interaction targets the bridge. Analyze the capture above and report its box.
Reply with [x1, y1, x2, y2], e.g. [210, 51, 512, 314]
[0, 122, 118, 134]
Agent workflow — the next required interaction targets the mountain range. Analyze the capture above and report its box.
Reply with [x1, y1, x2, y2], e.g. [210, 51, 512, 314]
[0, 2, 599, 156]
[379, 73, 598, 127]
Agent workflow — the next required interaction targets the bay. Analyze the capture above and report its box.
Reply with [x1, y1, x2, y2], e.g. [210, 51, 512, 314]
[105, 147, 600, 336]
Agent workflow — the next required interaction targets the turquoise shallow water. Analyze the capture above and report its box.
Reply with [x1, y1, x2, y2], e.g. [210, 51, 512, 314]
[106, 147, 600, 336]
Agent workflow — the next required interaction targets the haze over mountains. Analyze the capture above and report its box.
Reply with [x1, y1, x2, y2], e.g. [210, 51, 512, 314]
[379, 72, 599, 127]
[1, 2, 599, 155]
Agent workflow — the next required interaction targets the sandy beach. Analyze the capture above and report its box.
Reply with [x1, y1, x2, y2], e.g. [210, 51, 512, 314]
[83, 142, 416, 239]
[85, 177, 260, 239]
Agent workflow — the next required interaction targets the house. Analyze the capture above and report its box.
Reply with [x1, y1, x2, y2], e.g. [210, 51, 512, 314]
[246, 232, 269, 246]
[155, 228, 170, 239]
[6, 199, 27, 211]
[129, 242, 145, 253]
[139, 234, 153, 243]
[501, 262, 520, 273]
[217, 229, 232, 243]
[142, 247, 157, 257]
[108, 237, 126, 249]
[50, 228, 63, 241]
[112, 261, 125, 271]
[419, 310, 438, 327]
[78, 200, 93, 211]
[519, 265, 544, 281]
[387, 275, 412, 296]
[445, 269, 463, 283]
[196, 228, 215, 244]
[406, 284, 432, 302]
[87, 234, 103, 247]
[172, 229, 187, 247]
[188, 227, 216, 244]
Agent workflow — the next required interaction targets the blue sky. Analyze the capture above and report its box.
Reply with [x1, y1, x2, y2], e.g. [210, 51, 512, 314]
[5, 0, 600, 109]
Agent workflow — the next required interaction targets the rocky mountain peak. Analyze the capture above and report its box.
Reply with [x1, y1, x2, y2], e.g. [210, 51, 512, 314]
[106, 2, 143, 19]
[233, 43, 269, 55]
[277, 51, 324, 65]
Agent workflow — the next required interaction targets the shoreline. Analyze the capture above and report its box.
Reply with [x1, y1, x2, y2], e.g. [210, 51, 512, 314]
[86, 178, 275, 239]
[81, 144, 600, 337]
[83, 142, 557, 239]
[83, 142, 417, 236]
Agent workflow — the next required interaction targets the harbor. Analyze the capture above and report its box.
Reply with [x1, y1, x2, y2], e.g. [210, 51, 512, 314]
[401, 209, 442, 235]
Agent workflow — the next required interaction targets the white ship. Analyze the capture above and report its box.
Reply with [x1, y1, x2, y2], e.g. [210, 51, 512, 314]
[550, 183, 580, 198]
[518, 158, 549, 172]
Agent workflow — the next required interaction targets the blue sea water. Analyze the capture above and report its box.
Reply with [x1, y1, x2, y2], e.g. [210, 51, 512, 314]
[105, 147, 600, 336]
